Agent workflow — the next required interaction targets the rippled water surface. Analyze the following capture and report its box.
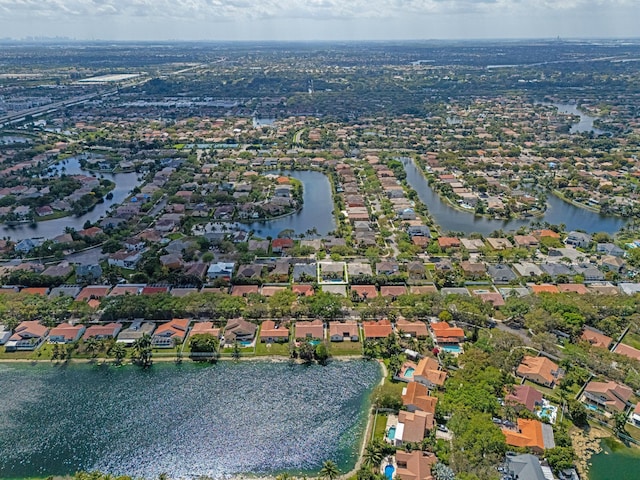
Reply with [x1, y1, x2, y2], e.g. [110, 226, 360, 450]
[0, 361, 380, 479]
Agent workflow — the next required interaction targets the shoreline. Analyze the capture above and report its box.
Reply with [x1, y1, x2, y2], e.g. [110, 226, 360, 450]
[570, 425, 609, 479]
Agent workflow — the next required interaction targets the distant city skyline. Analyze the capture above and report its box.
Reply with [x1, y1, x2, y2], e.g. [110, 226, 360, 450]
[0, 0, 638, 41]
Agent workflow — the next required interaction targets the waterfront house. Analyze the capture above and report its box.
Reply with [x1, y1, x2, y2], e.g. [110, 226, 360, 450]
[392, 410, 433, 446]
[329, 321, 359, 342]
[292, 263, 317, 283]
[152, 318, 190, 348]
[395, 451, 437, 480]
[224, 318, 257, 344]
[583, 380, 633, 413]
[516, 356, 562, 388]
[83, 323, 122, 341]
[402, 381, 438, 414]
[502, 418, 555, 454]
[259, 320, 290, 343]
[5, 321, 49, 351]
[271, 238, 294, 253]
[295, 320, 324, 341]
[189, 321, 222, 339]
[116, 321, 156, 345]
[362, 320, 393, 341]
[565, 231, 592, 249]
[414, 356, 447, 390]
[48, 323, 85, 344]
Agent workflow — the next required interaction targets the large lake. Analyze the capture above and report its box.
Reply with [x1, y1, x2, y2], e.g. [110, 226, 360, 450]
[0, 360, 380, 479]
[589, 438, 640, 480]
[402, 157, 627, 235]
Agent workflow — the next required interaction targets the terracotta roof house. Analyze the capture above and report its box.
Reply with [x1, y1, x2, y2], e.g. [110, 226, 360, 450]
[231, 285, 260, 297]
[474, 291, 505, 307]
[459, 261, 486, 277]
[430, 322, 464, 345]
[76, 285, 111, 302]
[83, 322, 122, 341]
[351, 284, 378, 300]
[395, 451, 437, 480]
[514, 235, 539, 248]
[5, 321, 49, 351]
[295, 320, 324, 341]
[505, 385, 544, 412]
[108, 285, 142, 296]
[271, 238, 294, 253]
[141, 286, 170, 296]
[260, 286, 286, 297]
[583, 381, 633, 413]
[116, 321, 156, 345]
[392, 410, 433, 446]
[581, 327, 612, 349]
[414, 356, 447, 389]
[292, 284, 314, 296]
[410, 285, 438, 295]
[224, 318, 257, 344]
[558, 284, 589, 295]
[329, 321, 359, 342]
[189, 321, 221, 339]
[614, 343, 640, 362]
[20, 287, 50, 296]
[362, 320, 393, 341]
[502, 418, 555, 454]
[486, 237, 513, 250]
[260, 320, 290, 343]
[402, 381, 438, 414]
[396, 319, 429, 339]
[516, 356, 562, 388]
[152, 318, 190, 348]
[380, 285, 407, 298]
[530, 284, 560, 295]
[533, 229, 561, 239]
[48, 323, 85, 344]
[437, 237, 460, 249]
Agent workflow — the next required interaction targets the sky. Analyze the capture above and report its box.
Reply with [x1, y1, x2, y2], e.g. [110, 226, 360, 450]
[0, 0, 638, 41]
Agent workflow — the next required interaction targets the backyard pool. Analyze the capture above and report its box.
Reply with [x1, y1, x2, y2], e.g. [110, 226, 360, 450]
[440, 345, 461, 354]
[384, 464, 395, 480]
[387, 426, 396, 440]
[404, 367, 415, 378]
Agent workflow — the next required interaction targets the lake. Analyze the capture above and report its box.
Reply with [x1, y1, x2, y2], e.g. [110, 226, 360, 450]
[589, 437, 640, 480]
[0, 360, 380, 480]
[0, 157, 142, 241]
[244, 170, 336, 238]
[552, 103, 606, 135]
[402, 157, 627, 235]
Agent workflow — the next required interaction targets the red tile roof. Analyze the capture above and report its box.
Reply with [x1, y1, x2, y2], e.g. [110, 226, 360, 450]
[362, 319, 393, 339]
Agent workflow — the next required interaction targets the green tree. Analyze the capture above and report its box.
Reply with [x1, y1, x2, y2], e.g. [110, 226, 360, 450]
[132, 333, 153, 368]
[108, 342, 127, 365]
[315, 342, 330, 365]
[319, 460, 340, 480]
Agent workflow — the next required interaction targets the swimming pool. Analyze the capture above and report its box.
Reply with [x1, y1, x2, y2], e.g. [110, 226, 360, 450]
[387, 426, 396, 440]
[441, 345, 461, 353]
[404, 367, 415, 378]
[309, 340, 321, 346]
[384, 464, 395, 480]
[240, 341, 252, 347]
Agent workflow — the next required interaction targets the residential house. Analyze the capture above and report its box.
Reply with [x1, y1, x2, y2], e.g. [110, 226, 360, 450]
[271, 238, 294, 253]
[376, 261, 400, 276]
[5, 321, 49, 351]
[437, 237, 460, 249]
[583, 380, 633, 413]
[207, 262, 235, 280]
[430, 322, 464, 346]
[395, 451, 437, 480]
[502, 418, 555, 454]
[76, 264, 103, 283]
[392, 410, 433, 446]
[293, 263, 317, 283]
[48, 323, 85, 343]
[83, 323, 122, 341]
[348, 262, 373, 277]
[152, 318, 190, 348]
[513, 235, 539, 249]
[414, 356, 447, 389]
[486, 238, 513, 250]
[260, 320, 290, 343]
[504, 453, 547, 480]
[407, 261, 426, 279]
[0, 324, 10, 345]
[396, 319, 429, 339]
[631, 404, 640, 428]
[108, 250, 143, 269]
[516, 356, 562, 388]
[459, 261, 486, 278]
[116, 321, 156, 345]
[601, 255, 625, 273]
[505, 385, 543, 412]
[565, 231, 592, 249]
[295, 320, 324, 341]
[487, 264, 518, 284]
[380, 285, 407, 298]
[362, 320, 393, 341]
[402, 381, 438, 414]
[224, 318, 257, 344]
[614, 343, 640, 362]
[189, 321, 222, 339]
[460, 238, 486, 252]
[597, 243, 625, 257]
[329, 321, 359, 342]
[512, 262, 543, 278]
[581, 326, 612, 349]
[319, 261, 345, 282]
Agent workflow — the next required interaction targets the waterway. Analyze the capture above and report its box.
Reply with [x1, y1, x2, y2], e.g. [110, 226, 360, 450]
[401, 157, 626, 235]
[0, 360, 380, 479]
[0, 157, 143, 241]
[552, 103, 606, 135]
[243, 170, 336, 238]
[589, 437, 640, 480]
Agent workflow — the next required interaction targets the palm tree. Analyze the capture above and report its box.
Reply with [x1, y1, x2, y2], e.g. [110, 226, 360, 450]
[109, 342, 127, 365]
[363, 440, 385, 469]
[319, 460, 340, 480]
[132, 333, 153, 368]
[232, 340, 241, 360]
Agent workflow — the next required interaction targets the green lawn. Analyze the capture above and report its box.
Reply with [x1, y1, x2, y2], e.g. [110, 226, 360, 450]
[328, 340, 363, 356]
[372, 413, 389, 441]
[256, 341, 290, 356]
[220, 346, 255, 357]
[622, 332, 640, 351]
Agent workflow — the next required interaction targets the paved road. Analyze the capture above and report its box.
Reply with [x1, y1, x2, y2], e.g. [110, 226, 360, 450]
[495, 319, 532, 345]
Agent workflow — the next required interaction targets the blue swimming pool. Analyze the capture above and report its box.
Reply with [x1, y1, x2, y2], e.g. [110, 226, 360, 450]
[384, 464, 395, 480]
[387, 426, 396, 440]
[404, 367, 415, 378]
[441, 345, 461, 353]
[309, 340, 321, 346]
[240, 341, 252, 347]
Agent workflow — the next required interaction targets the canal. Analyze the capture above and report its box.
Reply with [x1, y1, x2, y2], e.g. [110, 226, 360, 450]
[0, 360, 381, 479]
[402, 157, 627, 236]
